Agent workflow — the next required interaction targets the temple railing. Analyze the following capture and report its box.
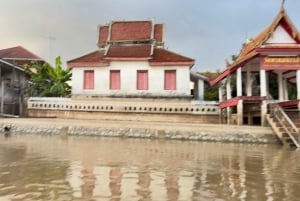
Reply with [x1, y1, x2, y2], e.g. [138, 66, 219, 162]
[27, 97, 220, 115]
[269, 103, 300, 148]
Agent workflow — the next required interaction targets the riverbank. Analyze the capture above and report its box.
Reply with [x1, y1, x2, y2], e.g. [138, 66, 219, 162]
[0, 117, 277, 144]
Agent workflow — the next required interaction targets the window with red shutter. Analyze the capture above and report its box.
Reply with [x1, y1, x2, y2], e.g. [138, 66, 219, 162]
[110, 70, 121, 90]
[83, 70, 94, 89]
[164, 70, 176, 90]
[137, 70, 148, 90]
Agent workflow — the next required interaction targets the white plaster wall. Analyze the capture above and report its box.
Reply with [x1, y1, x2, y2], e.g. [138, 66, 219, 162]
[266, 25, 296, 44]
[71, 61, 191, 97]
[197, 79, 204, 100]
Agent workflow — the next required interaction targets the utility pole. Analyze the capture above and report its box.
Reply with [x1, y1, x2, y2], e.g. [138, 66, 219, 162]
[40, 35, 56, 63]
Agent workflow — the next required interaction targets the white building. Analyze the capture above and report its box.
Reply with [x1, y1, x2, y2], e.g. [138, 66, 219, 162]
[68, 20, 196, 100]
[27, 20, 219, 122]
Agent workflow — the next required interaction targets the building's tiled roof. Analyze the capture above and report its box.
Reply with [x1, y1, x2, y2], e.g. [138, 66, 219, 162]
[67, 50, 109, 67]
[98, 26, 109, 47]
[68, 46, 194, 67]
[106, 45, 152, 59]
[149, 48, 194, 66]
[154, 24, 163, 43]
[110, 21, 152, 41]
[0, 46, 43, 60]
[69, 20, 194, 67]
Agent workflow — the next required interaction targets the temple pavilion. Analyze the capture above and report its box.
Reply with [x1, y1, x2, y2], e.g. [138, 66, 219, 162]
[210, 5, 300, 128]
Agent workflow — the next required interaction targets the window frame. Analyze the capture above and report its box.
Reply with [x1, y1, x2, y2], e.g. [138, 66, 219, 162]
[110, 70, 121, 90]
[137, 70, 149, 90]
[83, 70, 95, 90]
[164, 70, 176, 90]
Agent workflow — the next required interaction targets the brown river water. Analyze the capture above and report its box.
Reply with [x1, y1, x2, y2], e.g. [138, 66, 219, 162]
[0, 134, 300, 201]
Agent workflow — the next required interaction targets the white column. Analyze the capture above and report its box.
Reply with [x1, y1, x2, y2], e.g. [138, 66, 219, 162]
[283, 78, 288, 101]
[278, 71, 284, 101]
[261, 100, 268, 126]
[237, 100, 243, 125]
[246, 68, 252, 96]
[237, 67, 242, 97]
[266, 72, 269, 97]
[0, 64, 2, 114]
[297, 70, 300, 111]
[226, 76, 232, 124]
[226, 76, 232, 100]
[260, 69, 267, 97]
[198, 80, 204, 100]
[218, 85, 223, 102]
[297, 70, 300, 100]
[260, 70, 268, 126]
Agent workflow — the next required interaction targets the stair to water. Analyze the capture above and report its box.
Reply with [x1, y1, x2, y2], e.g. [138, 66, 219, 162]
[267, 104, 300, 148]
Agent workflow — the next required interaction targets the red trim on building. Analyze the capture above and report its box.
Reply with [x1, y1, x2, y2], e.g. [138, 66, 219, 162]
[68, 62, 109, 67]
[278, 100, 300, 108]
[106, 57, 151, 61]
[219, 96, 267, 109]
[260, 56, 300, 70]
[256, 47, 300, 53]
[209, 54, 259, 86]
[149, 61, 195, 66]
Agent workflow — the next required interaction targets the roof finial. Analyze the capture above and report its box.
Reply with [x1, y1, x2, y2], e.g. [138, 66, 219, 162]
[281, 0, 286, 9]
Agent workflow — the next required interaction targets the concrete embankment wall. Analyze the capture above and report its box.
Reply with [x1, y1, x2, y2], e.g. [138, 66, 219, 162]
[0, 118, 278, 144]
[26, 97, 221, 124]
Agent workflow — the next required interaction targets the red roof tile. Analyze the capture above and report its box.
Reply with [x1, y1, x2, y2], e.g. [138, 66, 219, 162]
[154, 24, 163, 42]
[0, 46, 43, 60]
[98, 26, 109, 47]
[68, 47, 194, 67]
[150, 48, 194, 66]
[67, 50, 109, 67]
[69, 20, 193, 67]
[106, 45, 152, 60]
[110, 21, 152, 41]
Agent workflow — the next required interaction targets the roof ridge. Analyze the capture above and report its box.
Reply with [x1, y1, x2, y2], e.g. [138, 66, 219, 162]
[234, 5, 300, 67]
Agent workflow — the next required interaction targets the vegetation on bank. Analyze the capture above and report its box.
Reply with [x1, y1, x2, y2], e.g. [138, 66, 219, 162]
[25, 56, 72, 97]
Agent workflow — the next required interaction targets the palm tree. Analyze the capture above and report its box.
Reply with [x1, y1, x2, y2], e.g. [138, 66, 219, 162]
[26, 56, 72, 97]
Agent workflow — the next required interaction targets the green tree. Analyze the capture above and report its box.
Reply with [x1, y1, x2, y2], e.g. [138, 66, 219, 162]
[202, 71, 221, 101]
[26, 56, 72, 97]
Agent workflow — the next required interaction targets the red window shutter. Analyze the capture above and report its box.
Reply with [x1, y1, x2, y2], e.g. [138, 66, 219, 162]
[110, 70, 120, 89]
[84, 70, 94, 89]
[137, 70, 148, 90]
[164, 70, 176, 90]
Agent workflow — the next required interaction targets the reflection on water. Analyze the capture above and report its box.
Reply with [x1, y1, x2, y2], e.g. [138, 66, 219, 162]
[1, 134, 300, 200]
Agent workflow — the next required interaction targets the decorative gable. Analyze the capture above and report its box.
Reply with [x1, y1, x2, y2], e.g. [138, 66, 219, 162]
[266, 25, 297, 44]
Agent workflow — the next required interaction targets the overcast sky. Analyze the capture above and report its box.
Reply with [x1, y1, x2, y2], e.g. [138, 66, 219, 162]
[0, 0, 299, 72]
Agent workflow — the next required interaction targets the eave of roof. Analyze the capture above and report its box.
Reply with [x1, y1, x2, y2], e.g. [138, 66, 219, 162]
[150, 48, 194, 67]
[0, 46, 43, 61]
[0, 58, 25, 72]
[67, 50, 109, 67]
[68, 46, 194, 67]
[190, 71, 209, 82]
